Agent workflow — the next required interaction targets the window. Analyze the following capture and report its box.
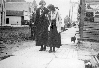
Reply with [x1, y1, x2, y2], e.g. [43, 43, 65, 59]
[6, 18, 9, 24]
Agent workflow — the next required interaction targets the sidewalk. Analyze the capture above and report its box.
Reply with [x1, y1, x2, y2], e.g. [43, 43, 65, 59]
[0, 44, 85, 68]
[0, 27, 85, 68]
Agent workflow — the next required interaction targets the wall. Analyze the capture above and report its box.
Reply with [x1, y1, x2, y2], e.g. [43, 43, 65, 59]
[0, 26, 31, 44]
[6, 16, 21, 25]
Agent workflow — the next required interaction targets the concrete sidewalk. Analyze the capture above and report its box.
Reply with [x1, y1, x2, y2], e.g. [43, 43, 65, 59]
[0, 44, 85, 68]
[0, 27, 85, 68]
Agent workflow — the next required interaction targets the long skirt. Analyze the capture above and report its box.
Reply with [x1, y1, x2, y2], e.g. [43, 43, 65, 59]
[36, 27, 48, 46]
[48, 20, 61, 48]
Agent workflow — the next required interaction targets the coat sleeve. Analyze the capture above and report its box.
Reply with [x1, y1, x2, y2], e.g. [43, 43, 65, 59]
[34, 8, 40, 26]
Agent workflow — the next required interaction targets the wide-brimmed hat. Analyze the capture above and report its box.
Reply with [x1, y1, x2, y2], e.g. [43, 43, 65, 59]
[47, 4, 55, 11]
[39, 0, 46, 5]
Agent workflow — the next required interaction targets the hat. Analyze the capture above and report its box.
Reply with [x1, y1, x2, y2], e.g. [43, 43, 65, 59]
[47, 4, 55, 11]
[39, 0, 46, 5]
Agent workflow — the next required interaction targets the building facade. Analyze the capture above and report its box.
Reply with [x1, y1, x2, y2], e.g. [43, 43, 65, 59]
[6, 2, 33, 25]
[6, 10, 23, 25]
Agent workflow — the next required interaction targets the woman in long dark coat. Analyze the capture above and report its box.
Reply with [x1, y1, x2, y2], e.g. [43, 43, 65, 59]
[35, 0, 49, 51]
[47, 4, 61, 53]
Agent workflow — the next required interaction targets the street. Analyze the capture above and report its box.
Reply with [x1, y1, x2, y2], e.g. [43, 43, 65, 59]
[0, 27, 91, 68]
[0, 0, 99, 68]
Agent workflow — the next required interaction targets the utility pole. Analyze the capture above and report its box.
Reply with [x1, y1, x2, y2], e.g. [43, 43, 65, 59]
[79, 0, 85, 40]
[1, 0, 6, 26]
[69, 0, 79, 25]
[1, 0, 3, 26]
[71, 4, 74, 24]
[69, 0, 71, 24]
[69, 6, 71, 24]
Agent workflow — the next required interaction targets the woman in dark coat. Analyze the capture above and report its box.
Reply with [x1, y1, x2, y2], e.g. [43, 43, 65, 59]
[35, 0, 49, 51]
[47, 4, 61, 53]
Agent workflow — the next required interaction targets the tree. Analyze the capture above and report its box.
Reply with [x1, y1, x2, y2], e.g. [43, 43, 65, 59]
[64, 15, 70, 24]
[64, 15, 70, 28]
[32, 0, 38, 12]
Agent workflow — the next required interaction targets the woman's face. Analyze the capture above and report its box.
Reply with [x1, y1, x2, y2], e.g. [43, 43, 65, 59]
[48, 7, 55, 12]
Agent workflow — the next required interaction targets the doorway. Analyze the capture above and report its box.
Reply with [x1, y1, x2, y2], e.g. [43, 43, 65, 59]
[6, 18, 9, 24]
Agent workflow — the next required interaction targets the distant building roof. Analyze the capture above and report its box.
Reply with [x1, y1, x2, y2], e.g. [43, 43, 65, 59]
[6, 10, 23, 16]
[6, 2, 30, 11]
[6, 0, 26, 2]
[86, 0, 99, 3]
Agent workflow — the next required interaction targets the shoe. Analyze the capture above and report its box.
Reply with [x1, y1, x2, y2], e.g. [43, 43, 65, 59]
[49, 50, 52, 53]
[43, 45, 46, 51]
[39, 48, 43, 51]
[43, 47, 46, 51]
[53, 50, 56, 53]
[43, 49, 46, 51]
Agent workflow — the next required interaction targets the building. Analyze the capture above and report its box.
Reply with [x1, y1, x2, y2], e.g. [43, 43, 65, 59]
[0, 0, 37, 26]
[6, 10, 23, 25]
[79, 0, 99, 41]
[6, 2, 33, 25]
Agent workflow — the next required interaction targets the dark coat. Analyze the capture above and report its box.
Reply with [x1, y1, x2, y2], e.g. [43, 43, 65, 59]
[48, 20, 61, 48]
[35, 7, 49, 46]
[35, 7, 49, 29]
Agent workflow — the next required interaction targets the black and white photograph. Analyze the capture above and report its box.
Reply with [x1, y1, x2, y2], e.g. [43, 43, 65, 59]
[0, 0, 99, 68]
